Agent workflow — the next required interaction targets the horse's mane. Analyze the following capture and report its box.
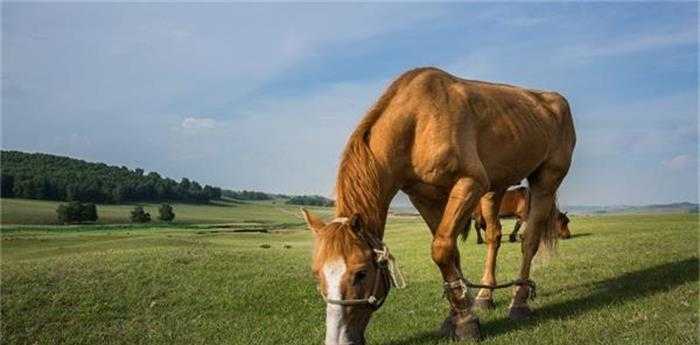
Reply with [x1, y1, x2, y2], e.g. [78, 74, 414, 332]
[334, 68, 432, 235]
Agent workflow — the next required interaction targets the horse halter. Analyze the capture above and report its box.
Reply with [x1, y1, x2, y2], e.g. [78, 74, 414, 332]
[319, 217, 406, 310]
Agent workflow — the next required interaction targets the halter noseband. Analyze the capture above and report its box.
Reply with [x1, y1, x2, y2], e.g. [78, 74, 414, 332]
[319, 217, 406, 309]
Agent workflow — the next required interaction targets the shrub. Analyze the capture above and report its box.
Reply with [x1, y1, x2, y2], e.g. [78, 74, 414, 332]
[81, 203, 98, 222]
[158, 204, 175, 222]
[56, 202, 98, 223]
[130, 206, 151, 223]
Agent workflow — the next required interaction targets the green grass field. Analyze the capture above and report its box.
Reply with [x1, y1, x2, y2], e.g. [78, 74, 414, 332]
[1, 200, 698, 345]
[0, 198, 333, 226]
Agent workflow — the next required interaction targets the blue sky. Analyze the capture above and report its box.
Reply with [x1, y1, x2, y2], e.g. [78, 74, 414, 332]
[2, 3, 697, 206]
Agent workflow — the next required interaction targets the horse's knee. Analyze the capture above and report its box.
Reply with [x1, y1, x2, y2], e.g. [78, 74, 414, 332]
[484, 229, 502, 246]
[431, 236, 456, 267]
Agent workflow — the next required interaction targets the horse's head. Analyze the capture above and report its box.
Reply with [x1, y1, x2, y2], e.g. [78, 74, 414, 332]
[302, 209, 391, 345]
[557, 211, 571, 239]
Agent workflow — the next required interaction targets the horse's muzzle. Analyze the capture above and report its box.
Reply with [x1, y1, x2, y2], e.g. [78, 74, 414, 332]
[325, 328, 366, 345]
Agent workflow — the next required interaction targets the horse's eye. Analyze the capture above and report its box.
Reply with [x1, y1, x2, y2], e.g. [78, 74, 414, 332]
[353, 270, 368, 285]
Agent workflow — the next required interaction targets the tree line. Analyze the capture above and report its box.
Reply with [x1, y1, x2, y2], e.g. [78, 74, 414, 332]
[221, 190, 275, 200]
[285, 195, 334, 207]
[1, 151, 221, 204]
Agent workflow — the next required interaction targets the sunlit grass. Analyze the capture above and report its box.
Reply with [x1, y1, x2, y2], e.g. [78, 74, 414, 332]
[1, 213, 698, 344]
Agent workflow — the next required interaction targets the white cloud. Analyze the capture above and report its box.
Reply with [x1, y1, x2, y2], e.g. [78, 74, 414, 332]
[662, 154, 697, 171]
[165, 78, 389, 195]
[562, 26, 697, 60]
[181, 117, 217, 129]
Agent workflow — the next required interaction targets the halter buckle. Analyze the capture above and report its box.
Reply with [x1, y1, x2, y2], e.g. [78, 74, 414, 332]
[367, 296, 378, 306]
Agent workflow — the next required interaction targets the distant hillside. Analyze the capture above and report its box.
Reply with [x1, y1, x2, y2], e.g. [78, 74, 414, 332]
[390, 198, 699, 216]
[564, 202, 699, 215]
[1, 150, 221, 204]
[221, 189, 334, 207]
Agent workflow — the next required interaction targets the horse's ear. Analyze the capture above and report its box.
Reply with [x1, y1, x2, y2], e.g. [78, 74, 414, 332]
[349, 214, 363, 233]
[301, 208, 325, 234]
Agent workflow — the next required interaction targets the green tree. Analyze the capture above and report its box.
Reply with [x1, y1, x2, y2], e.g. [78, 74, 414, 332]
[285, 195, 334, 207]
[81, 203, 98, 222]
[158, 204, 175, 222]
[1, 174, 14, 197]
[56, 204, 70, 223]
[56, 201, 97, 223]
[1, 150, 223, 204]
[130, 206, 151, 223]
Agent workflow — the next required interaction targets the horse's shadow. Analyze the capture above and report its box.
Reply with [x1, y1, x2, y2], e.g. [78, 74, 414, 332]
[382, 257, 699, 345]
[566, 232, 592, 239]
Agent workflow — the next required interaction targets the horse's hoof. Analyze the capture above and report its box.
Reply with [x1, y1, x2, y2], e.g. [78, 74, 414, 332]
[439, 316, 454, 338]
[508, 234, 517, 242]
[454, 315, 481, 342]
[473, 298, 495, 310]
[508, 306, 533, 320]
[439, 314, 482, 342]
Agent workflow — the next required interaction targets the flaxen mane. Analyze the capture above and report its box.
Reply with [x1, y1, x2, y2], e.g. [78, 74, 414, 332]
[334, 68, 432, 234]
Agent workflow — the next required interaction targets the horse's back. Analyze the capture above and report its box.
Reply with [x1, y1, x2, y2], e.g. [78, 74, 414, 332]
[370, 67, 575, 191]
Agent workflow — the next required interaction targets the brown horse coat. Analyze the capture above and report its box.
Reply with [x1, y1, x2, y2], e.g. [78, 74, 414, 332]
[471, 186, 571, 243]
[306, 67, 576, 344]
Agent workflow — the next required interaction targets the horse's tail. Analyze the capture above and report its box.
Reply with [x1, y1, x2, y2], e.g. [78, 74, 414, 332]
[459, 216, 472, 242]
[539, 194, 560, 253]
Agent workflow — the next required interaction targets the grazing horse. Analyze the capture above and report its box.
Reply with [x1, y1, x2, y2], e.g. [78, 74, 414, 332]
[471, 186, 572, 244]
[302, 67, 576, 344]
[472, 186, 528, 244]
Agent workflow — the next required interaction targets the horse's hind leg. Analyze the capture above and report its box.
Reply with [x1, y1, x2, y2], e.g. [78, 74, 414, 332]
[509, 220, 522, 242]
[474, 190, 505, 310]
[509, 165, 567, 320]
[475, 219, 485, 244]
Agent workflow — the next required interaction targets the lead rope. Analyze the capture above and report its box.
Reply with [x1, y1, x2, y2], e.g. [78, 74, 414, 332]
[329, 217, 407, 291]
[464, 278, 536, 299]
[373, 246, 407, 289]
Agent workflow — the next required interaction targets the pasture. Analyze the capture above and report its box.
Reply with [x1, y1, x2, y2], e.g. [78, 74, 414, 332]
[1, 205, 698, 345]
[0, 198, 320, 226]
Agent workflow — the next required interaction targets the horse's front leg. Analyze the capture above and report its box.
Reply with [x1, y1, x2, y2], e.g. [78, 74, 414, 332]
[474, 191, 505, 310]
[432, 177, 486, 341]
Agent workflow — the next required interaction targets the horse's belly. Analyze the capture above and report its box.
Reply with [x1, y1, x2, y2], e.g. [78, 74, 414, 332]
[479, 141, 548, 189]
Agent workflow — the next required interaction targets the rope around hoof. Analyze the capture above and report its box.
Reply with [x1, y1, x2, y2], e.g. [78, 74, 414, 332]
[444, 278, 537, 302]
[465, 278, 536, 299]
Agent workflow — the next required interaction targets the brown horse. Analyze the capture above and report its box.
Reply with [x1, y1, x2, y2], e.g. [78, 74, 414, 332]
[302, 67, 576, 344]
[471, 186, 572, 244]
